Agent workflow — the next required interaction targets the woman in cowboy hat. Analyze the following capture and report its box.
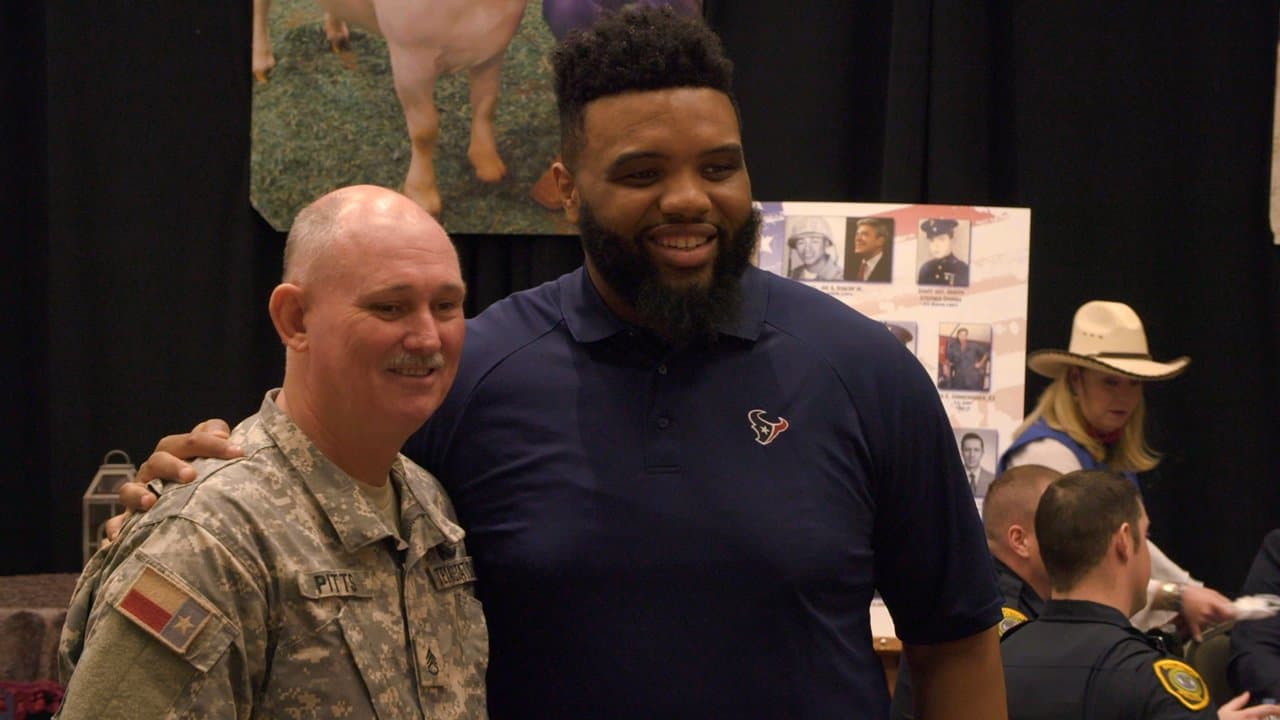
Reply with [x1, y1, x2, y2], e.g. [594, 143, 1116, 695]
[998, 300, 1235, 639]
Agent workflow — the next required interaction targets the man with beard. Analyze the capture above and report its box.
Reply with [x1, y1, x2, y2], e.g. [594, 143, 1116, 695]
[117, 7, 1006, 718]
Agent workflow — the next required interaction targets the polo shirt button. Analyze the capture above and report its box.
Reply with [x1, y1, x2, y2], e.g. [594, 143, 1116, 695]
[656, 417, 671, 429]
[657, 364, 668, 375]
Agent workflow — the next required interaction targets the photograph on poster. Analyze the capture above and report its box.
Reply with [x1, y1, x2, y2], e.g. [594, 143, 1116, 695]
[785, 215, 846, 281]
[938, 322, 992, 392]
[751, 200, 1030, 486]
[845, 217, 894, 283]
[955, 427, 999, 497]
[917, 218, 972, 287]
[883, 321, 917, 355]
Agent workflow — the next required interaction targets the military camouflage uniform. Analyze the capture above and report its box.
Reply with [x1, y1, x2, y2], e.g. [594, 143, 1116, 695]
[58, 391, 488, 719]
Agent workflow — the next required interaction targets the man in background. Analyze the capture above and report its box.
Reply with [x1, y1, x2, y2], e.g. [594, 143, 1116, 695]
[1002, 470, 1275, 719]
[982, 464, 1057, 629]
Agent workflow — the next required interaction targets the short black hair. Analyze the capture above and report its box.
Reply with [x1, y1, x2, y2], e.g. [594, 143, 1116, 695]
[1036, 469, 1143, 592]
[960, 432, 983, 449]
[552, 6, 737, 168]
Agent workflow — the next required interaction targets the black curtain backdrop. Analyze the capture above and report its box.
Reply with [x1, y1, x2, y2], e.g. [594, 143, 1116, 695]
[4, 2, 1278, 597]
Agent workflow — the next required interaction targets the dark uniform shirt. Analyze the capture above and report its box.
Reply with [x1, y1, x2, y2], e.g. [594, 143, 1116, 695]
[891, 558, 1043, 719]
[917, 253, 969, 286]
[993, 557, 1044, 634]
[1003, 599, 1215, 719]
[1228, 528, 1280, 701]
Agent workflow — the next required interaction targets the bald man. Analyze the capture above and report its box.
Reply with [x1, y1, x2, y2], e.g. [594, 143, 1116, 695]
[982, 464, 1058, 633]
[57, 186, 487, 719]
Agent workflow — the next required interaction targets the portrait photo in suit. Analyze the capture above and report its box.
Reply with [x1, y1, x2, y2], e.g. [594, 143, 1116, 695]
[844, 217, 894, 282]
[937, 322, 992, 392]
[916, 218, 972, 287]
[785, 215, 846, 281]
[954, 428, 998, 498]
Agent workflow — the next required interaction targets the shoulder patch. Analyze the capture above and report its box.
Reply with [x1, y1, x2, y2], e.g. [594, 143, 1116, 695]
[113, 565, 215, 655]
[997, 606, 1029, 637]
[1153, 658, 1209, 711]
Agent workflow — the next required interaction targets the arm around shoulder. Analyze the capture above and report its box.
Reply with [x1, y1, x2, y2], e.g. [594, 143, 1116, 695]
[904, 625, 1007, 720]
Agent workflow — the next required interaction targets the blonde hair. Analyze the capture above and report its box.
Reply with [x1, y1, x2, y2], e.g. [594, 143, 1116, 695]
[1013, 371, 1160, 473]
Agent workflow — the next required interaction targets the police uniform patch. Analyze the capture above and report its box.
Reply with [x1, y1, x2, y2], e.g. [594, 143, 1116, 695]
[997, 607, 1029, 637]
[1153, 659, 1209, 711]
[114, 565, 215, 655]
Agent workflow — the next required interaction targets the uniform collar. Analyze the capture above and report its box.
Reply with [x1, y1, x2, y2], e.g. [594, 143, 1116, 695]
[1040, 598, 1134, 629]
[559, 264, 768, 344]
[257, 390, 464, 553]
[993, 557, 1045, 617]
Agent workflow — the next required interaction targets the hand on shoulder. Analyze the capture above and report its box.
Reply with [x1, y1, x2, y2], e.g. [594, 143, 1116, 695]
[105, 419, 242, 544]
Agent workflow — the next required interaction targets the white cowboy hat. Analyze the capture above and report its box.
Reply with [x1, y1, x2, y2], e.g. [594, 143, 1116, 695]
[1027, 300, 1190, 380]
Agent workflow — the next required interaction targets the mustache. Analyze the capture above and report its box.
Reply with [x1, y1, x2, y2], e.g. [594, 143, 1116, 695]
[385, 352, 446, 371]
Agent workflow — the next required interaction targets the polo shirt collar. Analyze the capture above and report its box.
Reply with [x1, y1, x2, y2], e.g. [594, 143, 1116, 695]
[559, 264, 768, 344]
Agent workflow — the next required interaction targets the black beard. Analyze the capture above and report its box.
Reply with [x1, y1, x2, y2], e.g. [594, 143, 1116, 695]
[578, 204, 761, 350]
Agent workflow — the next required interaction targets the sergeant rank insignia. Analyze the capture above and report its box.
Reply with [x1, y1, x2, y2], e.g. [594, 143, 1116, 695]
[1153, 659, 1209, 711]
[997, 607, 1028, 637]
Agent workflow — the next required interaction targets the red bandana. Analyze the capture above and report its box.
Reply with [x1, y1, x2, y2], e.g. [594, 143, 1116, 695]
[1086, 424, 1123, 445]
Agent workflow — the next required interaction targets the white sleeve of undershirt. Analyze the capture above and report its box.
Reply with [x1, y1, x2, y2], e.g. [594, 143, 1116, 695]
[1003, 437, 1083, 475]
[1132, 542, 1202, 630]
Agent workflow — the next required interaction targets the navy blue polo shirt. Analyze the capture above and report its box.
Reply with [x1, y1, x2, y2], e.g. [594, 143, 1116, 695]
[406, 265, 1001, 719]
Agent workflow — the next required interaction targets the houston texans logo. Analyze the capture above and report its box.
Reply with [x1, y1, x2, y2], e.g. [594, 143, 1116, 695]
[747, 409, 789, 446]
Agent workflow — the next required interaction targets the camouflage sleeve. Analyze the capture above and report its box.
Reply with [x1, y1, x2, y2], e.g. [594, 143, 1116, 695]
[57, 517, 266, 720]
[59, 506, 163, 682]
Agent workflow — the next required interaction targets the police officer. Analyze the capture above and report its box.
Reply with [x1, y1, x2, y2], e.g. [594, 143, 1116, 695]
[917, 218, 970, 287]
[1002, 470, 1278, 720]
[787, 215, 843, 281]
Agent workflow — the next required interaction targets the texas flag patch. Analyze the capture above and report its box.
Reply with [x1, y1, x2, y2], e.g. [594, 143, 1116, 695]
[114, 566, 214, 654]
